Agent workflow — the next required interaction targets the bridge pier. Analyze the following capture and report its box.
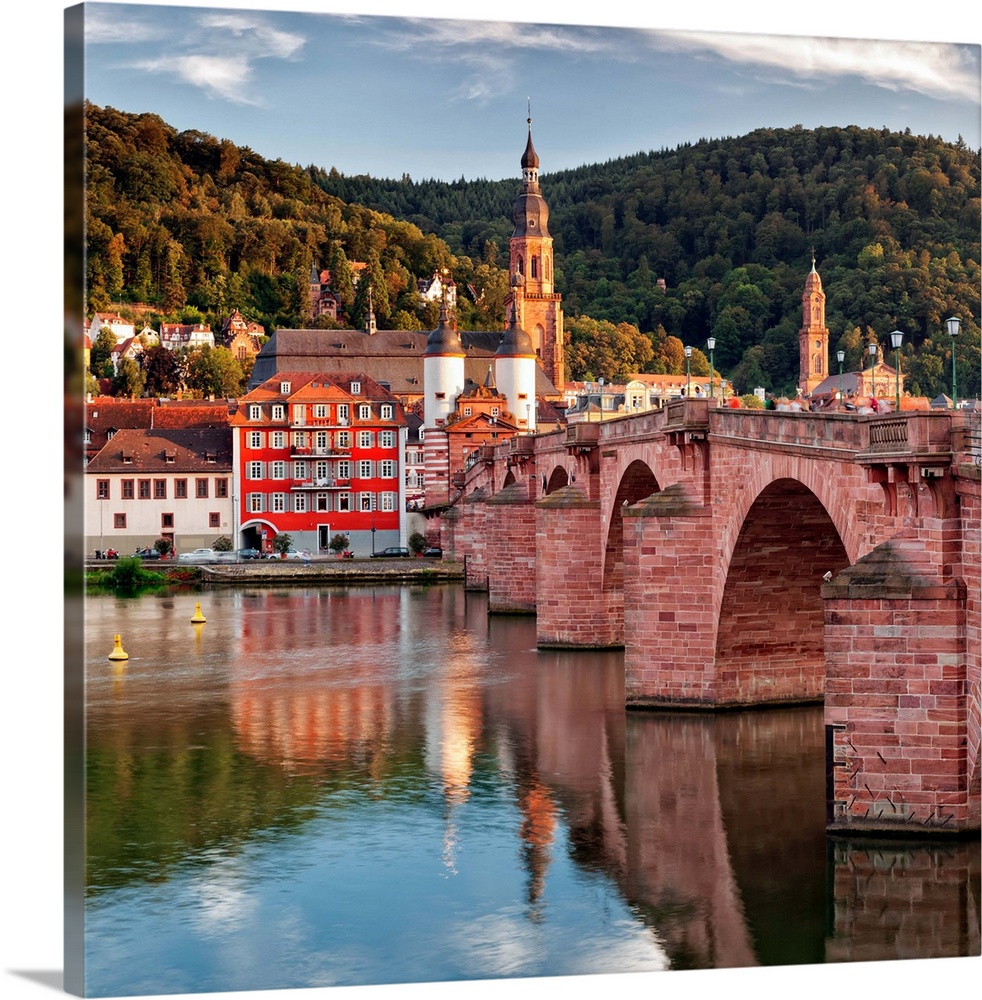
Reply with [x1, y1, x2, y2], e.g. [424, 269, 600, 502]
[824, 528, 978, 835]
[535, 486, 622, 648]
[622, 483, 721, 708]
[442, 489, 491, 591]
[486, 478, 537, 613]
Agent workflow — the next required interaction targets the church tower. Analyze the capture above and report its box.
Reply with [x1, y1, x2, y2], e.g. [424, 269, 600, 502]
[495, 285, 538, 432]
[798, 254, 829, 396]
[505, 112, 564, 390]
[422, 295, 465, 505]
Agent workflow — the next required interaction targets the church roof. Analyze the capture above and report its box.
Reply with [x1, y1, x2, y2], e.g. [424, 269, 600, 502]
[249, 327, 560, 398]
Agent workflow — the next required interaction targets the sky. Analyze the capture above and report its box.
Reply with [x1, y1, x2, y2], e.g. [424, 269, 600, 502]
[74, 0, 981, 182]
[3, 5, 982, 1000]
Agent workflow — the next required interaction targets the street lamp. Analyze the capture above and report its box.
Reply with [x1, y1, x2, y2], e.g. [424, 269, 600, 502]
[684, 345, 693, 398]
[946, 316, 961, 408]
[867, 343, 878, 399]
[836, 349, 845, 404]
[889, 330, 903, 411]
[706, 337, 716, 398]
[526, 402, 531, 433]
[370, 495, 376, 555]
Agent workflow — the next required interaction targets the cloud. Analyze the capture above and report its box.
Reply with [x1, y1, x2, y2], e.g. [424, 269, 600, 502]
[136, 56, 259, 106]
[655, 31, 980, 102]
[95, 8, 306, 105]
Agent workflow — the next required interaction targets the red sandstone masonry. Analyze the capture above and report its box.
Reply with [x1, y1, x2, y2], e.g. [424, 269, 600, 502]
[485, 477, 537, 613]
[824, 529, 974, 833]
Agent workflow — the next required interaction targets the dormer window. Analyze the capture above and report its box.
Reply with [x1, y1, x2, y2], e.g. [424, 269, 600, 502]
[358, 404, 371, 420]
[248, 404, 262, 421]
[107, 428, 116, 440]
[350, 381, 361, 394]
[271, 404, 285, 421]
[280, 381, 291, 395]
[381, 404, 394, 420]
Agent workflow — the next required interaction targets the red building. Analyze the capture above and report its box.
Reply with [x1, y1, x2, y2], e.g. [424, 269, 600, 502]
[231, 372, 408, 556]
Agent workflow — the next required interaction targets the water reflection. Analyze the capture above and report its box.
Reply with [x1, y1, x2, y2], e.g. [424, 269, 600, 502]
[82, 588, 979, 995]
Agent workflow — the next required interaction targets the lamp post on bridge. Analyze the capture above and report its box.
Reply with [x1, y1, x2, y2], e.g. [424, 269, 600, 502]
[889, 330, 903, 411]
[684, 345, 692, 398]
[837, 349, 845, 405]
[946, 316, 961, 408]
[867, 342, 878, 400]
[706, 336, 716, 398]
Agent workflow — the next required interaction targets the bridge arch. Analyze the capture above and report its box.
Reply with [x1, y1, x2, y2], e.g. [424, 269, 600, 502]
[544, 465, 569, 494]
[603, 459, 660, 594]
[715, 477, 850, 704]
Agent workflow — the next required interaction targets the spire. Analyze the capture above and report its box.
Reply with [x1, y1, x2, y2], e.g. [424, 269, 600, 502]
[484, 364, 496, 390]
[522, 99, 539, 173]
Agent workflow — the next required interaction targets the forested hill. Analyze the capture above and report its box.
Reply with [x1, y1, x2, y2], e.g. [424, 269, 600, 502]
[85, 101, 980, 397]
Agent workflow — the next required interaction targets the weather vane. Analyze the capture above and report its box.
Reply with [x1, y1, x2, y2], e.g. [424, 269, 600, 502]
[527, 97, 532, 126]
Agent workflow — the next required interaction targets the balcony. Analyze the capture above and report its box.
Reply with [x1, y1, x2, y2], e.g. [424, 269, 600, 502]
[291, 478, 351, 491]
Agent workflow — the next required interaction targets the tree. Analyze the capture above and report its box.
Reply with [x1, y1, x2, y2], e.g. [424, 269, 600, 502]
[565, 316, 654, 381]
[141, 345, 181, 396]
[408, 531, 427, 556]
[272, 532, 293, 556]
[110, 357, 146, 398]
[90, 326, 117, 378]
[182, 345, 245, 398]
[328, 533, 350, 556]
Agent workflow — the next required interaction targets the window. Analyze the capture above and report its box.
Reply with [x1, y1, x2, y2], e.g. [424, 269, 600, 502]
[248, 404, 262, 420]
[381, 404, 394, 420]
[114, 513, 126, 529]
[154, 480, 167, 499]
[215, 478, 228, 498]
[337, 404, 349, 424]
[315, 461, 329, 483]
[271, 493, 286, 513]
[315, 430, 328, 450]
[247, 493, 264, 513]
[358, 460, 374, 478]
[464, 407, 472, 416]
[272, 404, 285, 421]
[379, 460, 395, 478]
[358, 430, 373, 448]
[161, 513, 173, 529]
[294, 493, 307, 513]
[358, 404, 371, 420]
[270, 461, 286, 479]
[279, 381, 291, 395]
[196, 478, 209, 498]
[294, 460, 307, 480]
[175, 479, 188, 499]
[336, 431, 350, 448]
[209, 512, 221, 528]
[435, 392, 446, 400]
[350, 381, 361, 395]
[314, 404, 328, 419]
[418, 428, 425, 441]
[292, 431, 308, 449]
[96, 480, 110, 499]
[293, 404, 307, 424]
[271, 431, 285, 449]
[122, 480, 135, 500]
[337, 460, 351, 479]
[380, 493, 397, 512]
[316, 493, 329, 512]
[337, 493, 351, 512]
[84, 429, 92, 444]
[379, 430, 395, 448]
[359, 493, 374, 512]
[246, 462, 264, 480]
[248, 431, 263, 449]
[490, 407, 499, 416]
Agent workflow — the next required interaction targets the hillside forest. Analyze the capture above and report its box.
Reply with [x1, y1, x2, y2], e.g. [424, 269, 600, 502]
[83, 102, 981, 399]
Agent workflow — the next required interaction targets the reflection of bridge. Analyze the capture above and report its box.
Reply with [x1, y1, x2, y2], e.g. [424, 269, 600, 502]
[441, 402, 981, 835]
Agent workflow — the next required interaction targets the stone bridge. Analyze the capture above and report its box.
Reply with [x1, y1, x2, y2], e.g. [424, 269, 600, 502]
[439, 401, 981, 836]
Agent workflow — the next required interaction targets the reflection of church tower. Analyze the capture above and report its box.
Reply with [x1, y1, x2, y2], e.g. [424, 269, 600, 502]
[799, 255, 829, 396]
[505, 113, 564, 389]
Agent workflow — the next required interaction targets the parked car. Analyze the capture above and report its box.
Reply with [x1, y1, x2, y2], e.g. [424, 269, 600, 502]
[178, 548, 217, 564]
[215, 547, 262, 562]
[264, 548, 310, 560]
[422, 547, 443, 558]
[133, 547, 161, 560]
[371, 546, 411, 558]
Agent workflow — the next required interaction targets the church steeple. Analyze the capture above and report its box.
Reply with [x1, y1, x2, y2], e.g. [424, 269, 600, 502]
[798, 251, 829, 396]
[506, 106, 564, 391]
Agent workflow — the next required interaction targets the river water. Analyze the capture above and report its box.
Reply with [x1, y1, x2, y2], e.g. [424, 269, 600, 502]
[81, 585, 979, 996]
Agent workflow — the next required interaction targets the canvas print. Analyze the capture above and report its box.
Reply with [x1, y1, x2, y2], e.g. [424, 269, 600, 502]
[63, 2, 981, 998]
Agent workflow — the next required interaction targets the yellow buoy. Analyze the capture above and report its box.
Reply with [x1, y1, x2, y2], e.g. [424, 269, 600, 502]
[108, 634, 129, 661]
[190, 602, 207, 623]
